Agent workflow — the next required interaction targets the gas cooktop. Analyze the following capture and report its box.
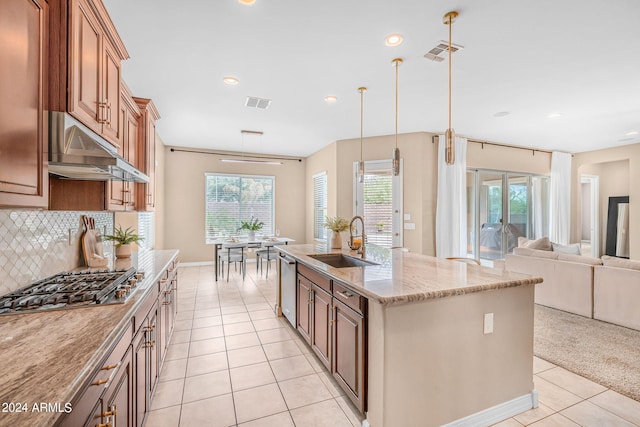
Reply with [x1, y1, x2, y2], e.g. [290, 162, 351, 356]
[0, 268, 144, 315]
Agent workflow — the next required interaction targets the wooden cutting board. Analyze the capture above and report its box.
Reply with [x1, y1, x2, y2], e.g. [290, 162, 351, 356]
[81, 215, 107, 267]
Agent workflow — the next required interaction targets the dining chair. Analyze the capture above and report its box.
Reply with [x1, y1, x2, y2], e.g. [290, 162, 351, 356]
[219, 242, 248, 281]
[255, 241, 284, 278]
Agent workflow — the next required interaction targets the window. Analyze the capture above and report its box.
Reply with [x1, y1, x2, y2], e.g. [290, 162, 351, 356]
[205, 173, 274, 243]
[313, 172, 327, 240]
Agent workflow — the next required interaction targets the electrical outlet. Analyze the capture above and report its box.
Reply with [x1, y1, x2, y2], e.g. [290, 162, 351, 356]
[484, 313, 494, 334]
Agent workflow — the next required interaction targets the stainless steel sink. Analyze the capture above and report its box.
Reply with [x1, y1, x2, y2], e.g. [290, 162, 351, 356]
[307, 254, 379, 268]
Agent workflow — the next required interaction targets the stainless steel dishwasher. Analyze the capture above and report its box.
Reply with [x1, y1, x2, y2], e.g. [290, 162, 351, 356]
[278, 251, 296, 327]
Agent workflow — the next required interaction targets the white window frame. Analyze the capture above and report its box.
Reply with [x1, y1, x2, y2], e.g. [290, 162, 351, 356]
[204, 172, 275, 244]
[313, 171, 328, 241]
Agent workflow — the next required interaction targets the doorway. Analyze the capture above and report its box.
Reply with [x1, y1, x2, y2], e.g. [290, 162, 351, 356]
[580, 175, 599, 257]
[353, 160, 403, 248]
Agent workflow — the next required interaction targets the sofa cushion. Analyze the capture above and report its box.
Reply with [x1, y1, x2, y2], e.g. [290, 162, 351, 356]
[518, 236, 552, 251]
[552, 242, 581, 255]
[557, 253, 602, 265]
[530, 250, 559, 260]
[601, 255, 640, 271]
[513, 247, 536, 256]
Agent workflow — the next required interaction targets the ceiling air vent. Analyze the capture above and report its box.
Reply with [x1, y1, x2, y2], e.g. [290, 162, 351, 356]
[245, 96, 272, 110]
[424, 40, 464, 62]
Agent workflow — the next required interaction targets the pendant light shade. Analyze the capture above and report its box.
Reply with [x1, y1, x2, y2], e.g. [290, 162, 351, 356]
[392, 58, 403, 176]
[358, 87, 367, 183]
[444, 10, 459, 165]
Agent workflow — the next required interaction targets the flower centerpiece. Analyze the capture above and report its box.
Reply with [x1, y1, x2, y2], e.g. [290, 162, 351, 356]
[238, 216, 264, 241]
[104, 226, 143, 259]
[324, 216, 350, 249]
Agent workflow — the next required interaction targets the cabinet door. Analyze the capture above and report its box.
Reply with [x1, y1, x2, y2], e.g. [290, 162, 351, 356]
[133, 328, 148, 427]
[0, 0, 48, 208]
[296, 274, 312, 343]
[148, 305, 160, 396]
[143, 118, 156, 210]
[102, 347, 133, 427]
[333, 299, 366, 413]
[101, 40, 121, 144]
[311, 285, 332, 370]
[70, 0, 102, 134]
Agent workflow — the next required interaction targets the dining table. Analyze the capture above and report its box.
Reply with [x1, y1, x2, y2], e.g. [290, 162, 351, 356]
[212, 236, 295, 281]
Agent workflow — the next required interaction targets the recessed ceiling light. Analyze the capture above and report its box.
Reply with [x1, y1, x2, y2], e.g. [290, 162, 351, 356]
[493, 111, 510, 117]
[385, 34, 404, 47]
[238, 0, 256, 5]
[223, 76, 239, 85]
[324, 95, 337, 103]
[547, 112, 563, 119]
[625, 130, 638, 136]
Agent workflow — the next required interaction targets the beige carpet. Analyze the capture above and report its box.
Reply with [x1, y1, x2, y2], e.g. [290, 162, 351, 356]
[534, 305, 640, 402]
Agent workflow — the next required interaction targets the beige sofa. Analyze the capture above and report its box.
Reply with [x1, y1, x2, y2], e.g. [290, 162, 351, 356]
[593, 257, 640, 330]
[503, 247, 602, 318]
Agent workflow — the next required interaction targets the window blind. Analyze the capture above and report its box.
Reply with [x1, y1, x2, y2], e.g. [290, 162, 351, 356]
[362, 171, 393, 247]
[205, 173, 274, 243]
[313, 172, 327, 240]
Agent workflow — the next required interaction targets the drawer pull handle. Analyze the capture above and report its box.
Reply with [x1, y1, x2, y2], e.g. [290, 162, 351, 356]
[101, 364, 118, 371]
[91, 378, 108, 386]
[335, 290, 354, 299]
[101, 409, 117, 417]
[96, 423, 111, 427]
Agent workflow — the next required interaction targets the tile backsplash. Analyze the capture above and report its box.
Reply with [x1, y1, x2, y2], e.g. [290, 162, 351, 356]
[0, 210, 114, 296]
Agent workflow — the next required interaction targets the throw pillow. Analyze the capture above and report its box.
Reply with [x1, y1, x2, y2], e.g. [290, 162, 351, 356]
[601, 255, 640, 271]
[552, 242, 581, 255]
[518, 236, 552, 251]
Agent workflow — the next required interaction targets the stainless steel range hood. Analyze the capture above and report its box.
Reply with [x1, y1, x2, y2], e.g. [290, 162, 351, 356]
[48, 112, 149, 183]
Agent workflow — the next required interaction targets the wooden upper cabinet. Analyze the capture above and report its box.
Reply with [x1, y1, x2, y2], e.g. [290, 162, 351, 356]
[133, 97, 160, 212]
[50, 0, 128, 147]
[0, 0, 49, 208]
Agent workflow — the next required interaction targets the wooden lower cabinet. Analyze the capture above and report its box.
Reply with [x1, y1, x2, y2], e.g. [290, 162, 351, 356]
[333, 299, 366, 413]
[295, 267, 368, 413]
[296, 274, 312, 343]
[58, 263, 176, 427]
[311, 284, 332, 369]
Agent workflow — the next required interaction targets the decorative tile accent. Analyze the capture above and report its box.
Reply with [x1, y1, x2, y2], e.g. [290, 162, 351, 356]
[0, 210, 114, 295]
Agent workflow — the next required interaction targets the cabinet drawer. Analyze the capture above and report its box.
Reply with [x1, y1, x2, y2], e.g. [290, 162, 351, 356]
[333, 282, 366, 316]
[298, 263, 331, 294]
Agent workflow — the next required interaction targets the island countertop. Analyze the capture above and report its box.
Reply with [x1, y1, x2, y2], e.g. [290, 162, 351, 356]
[277, 244, 542, 305]
[0, 249, 179, 427]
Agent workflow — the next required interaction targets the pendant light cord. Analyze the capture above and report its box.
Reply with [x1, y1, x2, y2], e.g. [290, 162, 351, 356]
[448, 14, 452, 133]
[360, 88, 364, 162]
[395, 60, 399, 149]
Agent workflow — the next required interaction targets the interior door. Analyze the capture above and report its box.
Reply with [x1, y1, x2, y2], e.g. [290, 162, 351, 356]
[353, 160, 402, 248]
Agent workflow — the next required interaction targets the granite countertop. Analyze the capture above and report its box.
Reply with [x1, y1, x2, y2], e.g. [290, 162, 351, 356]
[0, 249, 179, 427]
[278, 244, 542, 306]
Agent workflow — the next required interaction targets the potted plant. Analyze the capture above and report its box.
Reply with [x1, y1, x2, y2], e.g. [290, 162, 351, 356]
[376, 221, 385, 232]
[324, 216, 350, 249]
[238, 216, 264, 241]
[104, 226, 143, 259]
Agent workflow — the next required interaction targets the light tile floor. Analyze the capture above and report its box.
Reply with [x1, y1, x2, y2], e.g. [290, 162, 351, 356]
[145, 265, 640, 427]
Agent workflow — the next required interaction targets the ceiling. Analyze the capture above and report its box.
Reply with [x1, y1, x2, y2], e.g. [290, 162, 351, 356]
[103, 0, 640, 157]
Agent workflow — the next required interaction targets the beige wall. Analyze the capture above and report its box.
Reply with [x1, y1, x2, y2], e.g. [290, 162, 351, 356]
[305, 142, 338, 243]
[577, 159, 630, 257]
[155, 134, 166, 249]
[163, 147, 306, 263]
[572, 143, 640, 260]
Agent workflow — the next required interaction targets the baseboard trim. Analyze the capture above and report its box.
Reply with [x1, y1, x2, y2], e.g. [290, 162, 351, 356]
[440, 390, 537, 427]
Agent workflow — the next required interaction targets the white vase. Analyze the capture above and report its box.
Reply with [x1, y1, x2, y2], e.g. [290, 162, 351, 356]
[116, 244, 132, 259]
[330, 231, 343, 249]
[248, 231, 256, 241]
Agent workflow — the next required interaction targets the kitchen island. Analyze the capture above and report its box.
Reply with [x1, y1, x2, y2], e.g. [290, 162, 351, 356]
[0, 249, 179, 427]
[277, 244, 542, 427]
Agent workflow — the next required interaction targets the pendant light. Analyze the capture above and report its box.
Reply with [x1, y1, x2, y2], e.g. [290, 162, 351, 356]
[357, 87, 367, 183]
[392, 58, 403, 176]
[443, 10, 459, 165]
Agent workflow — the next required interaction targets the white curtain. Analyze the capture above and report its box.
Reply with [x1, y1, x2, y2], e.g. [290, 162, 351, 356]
[436, 135, 467, 258]
[549, 151, 572, 244]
